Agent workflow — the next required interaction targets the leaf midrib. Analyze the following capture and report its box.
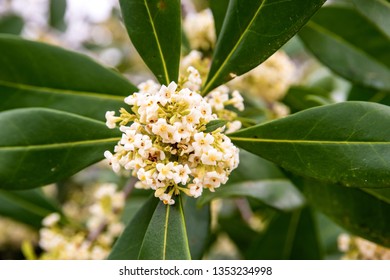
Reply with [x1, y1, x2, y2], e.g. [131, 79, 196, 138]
[0, 137, 120, 151]
[203, 0, 267, 94]
[162, 204, 170, 260]
[0, 80, 125, 101]
[144, 0, 170, 85]
[229, 136, 390, 145]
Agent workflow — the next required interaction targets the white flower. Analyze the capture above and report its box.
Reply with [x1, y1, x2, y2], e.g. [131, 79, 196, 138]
[189, 183, 203, 198]
[162, 194, 175, 205]
[185, 66, 202, 91]
[105, 111, 121, 129]
[137, 168, 154, 186]
[231, 90, 244, 111]
[138, 79, 160, 94]
[229, 51, 295, 102]
[173, 164, 191, 185]
[207, 88, 229, 110]
[158, 81, 177, 106]
[104, 151, 121, 173]
[192, 132, 214, 154]
[156, 162, 175, 181]
[152, 118, 174, 140]
[204, 171, 227, 191]
[183, 9, 216, 51]
[201, 148, 223, 165]
[183, 109, 202, 126]
[42, 213, 61, 227]
[174, 122, 193, 142]
[225, 120, 242, 134]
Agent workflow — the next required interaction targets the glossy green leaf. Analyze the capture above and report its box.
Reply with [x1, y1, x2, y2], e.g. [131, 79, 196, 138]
[183, 197, 210, 260]
[203, 0, 326, 93]
[302, 180, 390, 247]
[119, 0, 181, 85]
[138, 196, 191, 259]
[353, 0, 390, 38]
[199, 180, 304, 212]
[0, 14, 24, 35]
[348, 85, 390, 106]
[210, 0, 229, 37]
[228, 150, 285, 183]
[0, 35, 136, 121]
[362, 188, 390, 204]
[217, 211, 259, 258]
[204, 119, 227, 133]
[49, 0, 67, 31]
[299, 6, 390, 91]
[0, 108, 120, 190]
[247, 207, 323, 259]
[282, 86, 332, 113]
[108, 195, 159, 260]
[0, 189, 61, 228]
[229, 101, 390, 188]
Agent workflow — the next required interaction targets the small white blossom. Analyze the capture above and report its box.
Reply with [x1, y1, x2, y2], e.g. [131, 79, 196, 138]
[201, 148, 223, 166]
[189, 183, 203, 198]
[225, 120, 242, 134]
[156, 162, 175, 181]
[231, 90, 245, 111]
[42, 213, 61, 227]
[193, 132, 214, 155]
[159, 193, 175, 205]
[104, 151, 121, 173]
[173, 164, 191, 185]
[105, 111, 121, 129]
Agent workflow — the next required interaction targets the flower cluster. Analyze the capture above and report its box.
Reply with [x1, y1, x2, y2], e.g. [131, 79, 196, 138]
[105, 67, 242, 205]
[183, 9, 216, 52]
[338, 234, 390, 260]
[38, 183, 125, 260]
[229, 51, 296, 103]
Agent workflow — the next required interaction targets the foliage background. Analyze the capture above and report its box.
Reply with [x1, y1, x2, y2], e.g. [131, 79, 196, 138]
[0, 0, 389, 260]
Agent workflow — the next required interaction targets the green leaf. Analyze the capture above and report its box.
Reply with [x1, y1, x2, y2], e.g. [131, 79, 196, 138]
[199, 180, 304, 212]
[204, 119, 227, 133]
[203, 0, 326, 93]
[348, 85, 390, 106]
[0, 35, 136, 121]
[0, 189, 61, 228]
[316, 212, 345, 259]
[0, 14, 24, 35]
[183, 197, 210, 260]
[119, 0, 181, 85]
[0, 108, 120, 190]
[199, 149, 304, 211]
[282, 86, 333, 113]
[210, 0, 229, 37]
[247, 207, 323, 259]
[302, 179, 390, 247]
[299, 5, 390, 91]
[362, 188, 390, 204]
[49, 0, 67, 31]
[229, 101, 390, 188]
[353, 0, 390, 38]
[108, 195, 159, 260]
[138, 196, 191, 259]
[229, 149, 286, 183]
